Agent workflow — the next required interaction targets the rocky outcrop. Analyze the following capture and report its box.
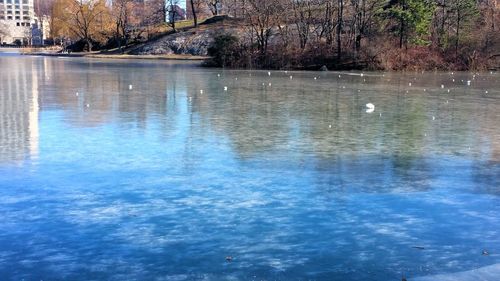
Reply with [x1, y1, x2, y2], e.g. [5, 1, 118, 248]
[131, 30, 215, 56]
[130, 17, 240, 56]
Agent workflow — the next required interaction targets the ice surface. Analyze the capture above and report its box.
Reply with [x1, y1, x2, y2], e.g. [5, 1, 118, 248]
[413, 263, 500, 281]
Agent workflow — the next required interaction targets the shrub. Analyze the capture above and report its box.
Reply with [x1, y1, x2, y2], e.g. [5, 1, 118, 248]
[207, 34, 240, 67]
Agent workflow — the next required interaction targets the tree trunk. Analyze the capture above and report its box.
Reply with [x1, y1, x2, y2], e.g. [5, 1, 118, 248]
[86, 38, 92, 52]
[455, 10, 460, 56]
[121, 23, 127, 54]
[399, 0, 406, 49]
[399, 20, 404, 49]
[355, 34, 361, 52]
[190, 0, 198, 27]
[439, 0, 446, 47]
[214, 4, 219, 16]
[337, 0, 343, 61]
[116, 24, 122, 54]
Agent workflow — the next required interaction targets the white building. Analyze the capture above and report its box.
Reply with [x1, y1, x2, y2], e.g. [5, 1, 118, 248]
[0, 0, 36, 45]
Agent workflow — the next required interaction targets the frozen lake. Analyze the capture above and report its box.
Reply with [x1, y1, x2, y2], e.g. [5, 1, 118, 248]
[0, 55, 499, 280]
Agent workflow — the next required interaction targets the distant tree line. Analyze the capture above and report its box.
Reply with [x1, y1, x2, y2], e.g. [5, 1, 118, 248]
[49, 0, 172, 52]
[205, 0, 499, 70]
[45, 0, 499, 70]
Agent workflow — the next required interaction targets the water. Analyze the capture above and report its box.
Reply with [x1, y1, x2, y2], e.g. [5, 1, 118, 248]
[0, 55, 499, 281]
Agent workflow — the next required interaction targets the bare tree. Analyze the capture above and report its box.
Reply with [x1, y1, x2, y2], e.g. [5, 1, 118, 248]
[189, 0, 199, 27]
[167, 0, 181, 32]
[139, 0, 167, 39]
[111, 0, 135, 53]
[143, 0, 167, 26]
[244, 0, 283, 55]
[349, 0, 384, 55]
[315, 0, 336, 45]
[34, 0, 55, 16]
[206, 0, 223, 16]
[58, 0, 110, 52]
[336, 0, 344, 61]
[225, 0, 246, 18]
[291, 0, 316, 50]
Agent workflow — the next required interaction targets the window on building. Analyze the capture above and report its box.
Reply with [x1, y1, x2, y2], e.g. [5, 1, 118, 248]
[16, 22, 19, 26]
[15, 15, 19, 20]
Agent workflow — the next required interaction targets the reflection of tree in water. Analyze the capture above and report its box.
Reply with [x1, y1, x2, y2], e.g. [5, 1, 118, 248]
[310, 89, 433, 194]
[469, 160, 500, 195]
[188, 73, 294, 158]
[188, 71, 499, 194]
[4, 58, 498, 194]
[42, 59, 172, 130]
[468, 99, 500, 195]
[29, 60, 499, 194]
[39, 64, 497, 194]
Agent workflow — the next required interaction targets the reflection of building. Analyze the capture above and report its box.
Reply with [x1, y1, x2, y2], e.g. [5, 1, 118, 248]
[0, 57, 40, 163]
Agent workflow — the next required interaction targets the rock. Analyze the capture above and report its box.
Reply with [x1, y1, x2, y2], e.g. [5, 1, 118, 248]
[131, 24, 240, 56]
[201, 15, 231, 25]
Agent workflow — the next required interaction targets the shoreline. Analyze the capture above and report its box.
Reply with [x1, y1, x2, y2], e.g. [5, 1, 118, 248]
[9, 51, 498, 72]
[20, 52, 210, 61]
